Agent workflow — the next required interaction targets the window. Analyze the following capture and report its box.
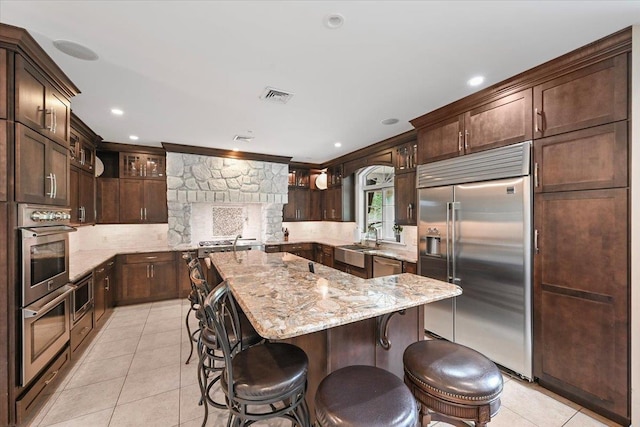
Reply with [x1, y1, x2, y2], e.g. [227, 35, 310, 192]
[358, 166, 395, 241]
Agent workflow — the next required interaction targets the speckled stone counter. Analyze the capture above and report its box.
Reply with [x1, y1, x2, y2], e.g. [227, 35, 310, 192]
[209, 251, 460, 340]
[69, 244, 196, 282]
[209, 250, 460, 418]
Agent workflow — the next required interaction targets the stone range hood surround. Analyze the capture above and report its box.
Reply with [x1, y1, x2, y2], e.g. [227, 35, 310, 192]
[166, 152, 289, 246]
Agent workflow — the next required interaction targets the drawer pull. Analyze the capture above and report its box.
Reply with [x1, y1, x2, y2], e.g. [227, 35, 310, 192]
[145, 256, 158, 259]
[79, 326, 91, 336]
[44, 370, 59, 386]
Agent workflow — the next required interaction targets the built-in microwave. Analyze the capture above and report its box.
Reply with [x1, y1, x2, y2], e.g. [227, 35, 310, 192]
[71, 275, 93, 324]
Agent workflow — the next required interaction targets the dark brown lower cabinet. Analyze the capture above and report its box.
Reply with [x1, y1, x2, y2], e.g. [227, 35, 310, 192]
[533, 188, 628, 424]
[281, 243, 314, 261]
[333, 260, 370, 279]
[94, 258, 115, 324]
[117, 252, 177, 305]
[70, 309, 94, 357]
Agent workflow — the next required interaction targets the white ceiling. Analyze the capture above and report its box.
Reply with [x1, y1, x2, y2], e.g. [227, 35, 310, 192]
[1, 1, 639, 163]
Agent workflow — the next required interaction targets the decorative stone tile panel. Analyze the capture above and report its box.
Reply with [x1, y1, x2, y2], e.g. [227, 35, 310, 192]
[166, 153, 288, 246]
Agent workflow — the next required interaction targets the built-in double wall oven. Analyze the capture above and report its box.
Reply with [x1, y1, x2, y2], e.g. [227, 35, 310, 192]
[18, 204, 76, 386]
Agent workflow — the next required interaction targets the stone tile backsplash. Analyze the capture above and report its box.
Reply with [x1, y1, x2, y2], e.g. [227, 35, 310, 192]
[166, 153, 289, 246]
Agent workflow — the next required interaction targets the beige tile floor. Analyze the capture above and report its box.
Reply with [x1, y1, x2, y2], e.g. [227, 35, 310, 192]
[26, 299, 622, 427]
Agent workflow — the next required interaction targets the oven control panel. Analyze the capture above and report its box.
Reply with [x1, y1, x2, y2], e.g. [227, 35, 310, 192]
[30, 210, 71, 222]
[18, 204, 73, 227]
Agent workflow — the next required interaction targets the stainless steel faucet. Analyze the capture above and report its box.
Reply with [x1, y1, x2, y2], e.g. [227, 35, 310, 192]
[368, 226, 379, 247]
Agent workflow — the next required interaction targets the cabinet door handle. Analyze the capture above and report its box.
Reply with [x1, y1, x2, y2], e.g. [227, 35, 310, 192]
[464, 130, 469, 150]
[535, 108, 543, 133]
[534, 162, 540, 188]
[80, 148, 85, 165]
[151, 264, 154, 278]
[47, 173, 55, 198]
[105, 276, 110, 291]
[458, 131, 463, 152]
[53, 173, 57, 199]
[146, 265, 150, 278]
[144, 208, 147, 221]
[140, 208, 144, 221]
[41, 107, 54, 130]
[52, 108, 57, 133]
[534, 229, 540, 254]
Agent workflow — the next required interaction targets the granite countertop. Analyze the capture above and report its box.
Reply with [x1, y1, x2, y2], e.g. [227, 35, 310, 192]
[69, 243, 197, 282]
[208, 251, 461, 340]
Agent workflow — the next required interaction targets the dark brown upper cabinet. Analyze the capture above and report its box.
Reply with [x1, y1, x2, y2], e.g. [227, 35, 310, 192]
[534, 122, 627, 193]
[533, 53, 627, 139]
[0, 49, 7, 120]
[418, 89, 533, 164]
[394, 171, 416, 226]
[15, 55, 71, 148]
[120, 152, 166, 179]
[15, 124, 69, 206]
[0, 120, 6, 202]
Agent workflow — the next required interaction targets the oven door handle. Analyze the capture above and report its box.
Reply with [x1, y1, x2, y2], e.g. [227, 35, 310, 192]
[23, 285, 73, 318]
[21, 225, 77, 237]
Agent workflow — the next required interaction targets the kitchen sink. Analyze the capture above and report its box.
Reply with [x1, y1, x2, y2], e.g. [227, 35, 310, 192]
[334, 244, 376, 268]
[338, 244, 372, 252]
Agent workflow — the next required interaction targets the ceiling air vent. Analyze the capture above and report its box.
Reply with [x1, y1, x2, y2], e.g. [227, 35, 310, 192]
[233, 135, 254, 143]
[260, 87, 294, 104]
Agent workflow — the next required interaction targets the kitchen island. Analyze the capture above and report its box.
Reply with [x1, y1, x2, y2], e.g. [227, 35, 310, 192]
[208, 250, 461, 417]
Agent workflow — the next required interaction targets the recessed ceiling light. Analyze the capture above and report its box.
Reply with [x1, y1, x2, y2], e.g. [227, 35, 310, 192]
[334, 142, 342, 148]
[129, 135, 139, 141]
[324, 13, 345, 29]
[381, 118, 399, 125]
[468, 76, 485, 87]
[111, 108, 124, 116]
[52, 40, 99, 61]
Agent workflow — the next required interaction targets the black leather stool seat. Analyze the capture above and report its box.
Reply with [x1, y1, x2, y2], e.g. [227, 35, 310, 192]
[315, 365, 418, 427]
[221, 342, 308, 400]
[403, 340, 503, 427]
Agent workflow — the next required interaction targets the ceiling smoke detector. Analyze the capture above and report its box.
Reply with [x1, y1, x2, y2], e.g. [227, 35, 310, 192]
[233, 135, 254, 143]
[260, 87, 294, 104]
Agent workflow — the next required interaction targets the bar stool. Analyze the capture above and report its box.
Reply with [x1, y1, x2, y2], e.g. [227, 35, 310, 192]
[202, 283, 310, 427]
[403, 340, 503, 427]
[183, 254, 209, 365]
[315, 365, 419, 427]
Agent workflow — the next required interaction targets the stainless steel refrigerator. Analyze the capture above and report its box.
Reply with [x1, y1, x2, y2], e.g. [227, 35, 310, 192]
[417, 141, 532, 380]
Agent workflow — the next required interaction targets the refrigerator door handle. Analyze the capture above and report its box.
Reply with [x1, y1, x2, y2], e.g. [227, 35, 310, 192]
[446, 202, 452, 282]
[451, 201, 461, 285]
